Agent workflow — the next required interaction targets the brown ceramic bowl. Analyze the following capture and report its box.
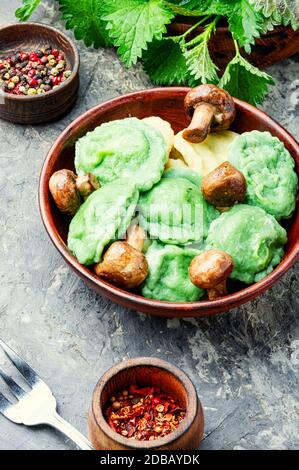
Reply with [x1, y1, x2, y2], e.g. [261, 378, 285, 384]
[0, 22, 79, 124]
[39, 87, 299, 318]
[88, 357, 204, 450]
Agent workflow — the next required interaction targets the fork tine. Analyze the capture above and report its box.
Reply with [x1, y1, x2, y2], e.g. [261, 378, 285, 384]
[0, 366, 27, 399]
[0, 391, 12, 415]
[0, 339, 40, 387]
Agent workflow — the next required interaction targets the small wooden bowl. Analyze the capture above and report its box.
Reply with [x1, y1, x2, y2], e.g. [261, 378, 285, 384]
[168, 19, 299, 72]
[0, 23, 79, 124]
[88, 357, 204, 450]
[39, 87, 299, 318]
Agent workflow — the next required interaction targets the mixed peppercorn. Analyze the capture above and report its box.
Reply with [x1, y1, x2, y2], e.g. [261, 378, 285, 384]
[104, 384, 186, 441]
[0, 46, 72, 95]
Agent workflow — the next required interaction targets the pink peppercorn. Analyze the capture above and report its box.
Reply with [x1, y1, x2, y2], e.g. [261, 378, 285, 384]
[29, 77, 38, 87]
[29, 52, 37, 61]
[52, 75, 61, 86]
[27, 69, 36, 78]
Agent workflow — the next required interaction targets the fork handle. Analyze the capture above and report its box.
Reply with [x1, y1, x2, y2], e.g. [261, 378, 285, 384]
[46, 412, 93, 450]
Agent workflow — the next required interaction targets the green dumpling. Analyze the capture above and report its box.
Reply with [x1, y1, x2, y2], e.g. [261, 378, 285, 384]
[228, 131, 298, 220]
[138, 169, 219, 245]
[68, 178, 138, 265]
[163, 167, 202, 186]
[142, 241, 205, 302]
[206, 204, 287, 284]
[75, 117, 167, 192]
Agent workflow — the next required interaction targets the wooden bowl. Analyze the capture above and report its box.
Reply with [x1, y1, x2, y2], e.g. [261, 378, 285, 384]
[168, 19, 299, 72]
[39, 87, 299, 318]
[88, 357, 204, 450]
[0, 23, 79, 124]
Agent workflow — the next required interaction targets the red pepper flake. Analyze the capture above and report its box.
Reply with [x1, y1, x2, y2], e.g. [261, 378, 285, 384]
[104, 385, 186, 441]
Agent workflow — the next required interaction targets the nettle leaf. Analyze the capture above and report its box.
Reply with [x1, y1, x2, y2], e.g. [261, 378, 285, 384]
[187, 0, 265, 53]
[250, 0, 299, 29]
[15, 0, 41, 21]
[182, 21, 219, 83]
[165, 0, 213, 15]
[219, 53, 275, 105]
[227, 0, 264, 53]
[183, 39, 219, 83]
[143, 39, 197, 86]
[102, 0, 175, 67]
[58, 0, 111, 48]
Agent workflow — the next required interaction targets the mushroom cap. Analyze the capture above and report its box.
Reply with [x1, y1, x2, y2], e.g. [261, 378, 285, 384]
[49, 169, 81, 215]
[94, 241, 148, 289]
[201, 161, 247, 207]
[189, 249, 234, 289]
[184, 84, 236, 131]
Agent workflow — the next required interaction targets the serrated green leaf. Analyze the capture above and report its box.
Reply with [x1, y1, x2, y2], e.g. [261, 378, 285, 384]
[164, 1, 210, 16]
[250, 0, 299, 30]
[143, 39, 197, 85]
[58, 0, 111, 48]
[102, 0, 175, 67]
[227, 1, 264, 53]
[182, 20, 219, 83]
[183, 1, 265, 53]
[219, 53, 275, 105]
[15, 0, 41, 21]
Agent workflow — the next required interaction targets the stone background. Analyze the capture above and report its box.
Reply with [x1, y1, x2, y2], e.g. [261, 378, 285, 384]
[0, 1, 298, 450]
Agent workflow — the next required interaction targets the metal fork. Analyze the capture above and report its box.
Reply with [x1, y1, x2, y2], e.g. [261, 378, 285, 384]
[0, 339, 93, 450]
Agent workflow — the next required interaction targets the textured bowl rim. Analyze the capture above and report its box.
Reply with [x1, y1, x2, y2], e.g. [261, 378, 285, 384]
[90, 357, 202, 449]
[39, 87, 299, 315]
[0, 22, 80, 101]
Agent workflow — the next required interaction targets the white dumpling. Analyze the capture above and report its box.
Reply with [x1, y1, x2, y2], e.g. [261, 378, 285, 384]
[143, 116, 174, 157]
[173, 130, 239, 176]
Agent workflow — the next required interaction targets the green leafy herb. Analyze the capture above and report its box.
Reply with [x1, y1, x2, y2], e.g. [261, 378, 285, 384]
[102, 0, 174, 66]
[143, 39, 196, 85]
[250, 0, 299, 29]
[15, 0, 298, 104]
[58, 0, 111, 47]
[15, 0, 41, 21]
[219, 42, 275, 105]
[182, 18, 219, 83]
[227, 1, 264, 53]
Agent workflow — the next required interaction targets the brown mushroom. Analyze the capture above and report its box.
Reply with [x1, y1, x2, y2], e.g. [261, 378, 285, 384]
[94, 241, 148, 290]
[76, 173, 100, 199]
[201, 161, 246, 208]
[94, 224, 148, 289]
[49, 169, 81, 216]
[183, 84, 236, 143]
[189, 250, 234, 300]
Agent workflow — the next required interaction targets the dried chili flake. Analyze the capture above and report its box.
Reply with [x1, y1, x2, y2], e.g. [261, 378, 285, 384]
[104, 386, 186, 441]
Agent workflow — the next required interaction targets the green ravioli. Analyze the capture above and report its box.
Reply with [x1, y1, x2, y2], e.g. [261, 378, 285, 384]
[138, 169, 219, 245]
[68, 178, 138, 265]
[206, 204, 287, 284]
[142, 241, 205, 302]
[75, 117, 167, 192]
[228, 131, 298, 220]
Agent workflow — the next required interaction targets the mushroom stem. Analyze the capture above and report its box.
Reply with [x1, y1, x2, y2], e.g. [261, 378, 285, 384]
[76, 173, 100, 199]
[206, 280, 227, 300]
[182, 102, 215, 143]
[126, 224, 146, 252]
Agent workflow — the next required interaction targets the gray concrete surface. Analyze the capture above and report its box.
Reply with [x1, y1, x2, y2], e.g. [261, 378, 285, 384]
[0, 1, 299, 450]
